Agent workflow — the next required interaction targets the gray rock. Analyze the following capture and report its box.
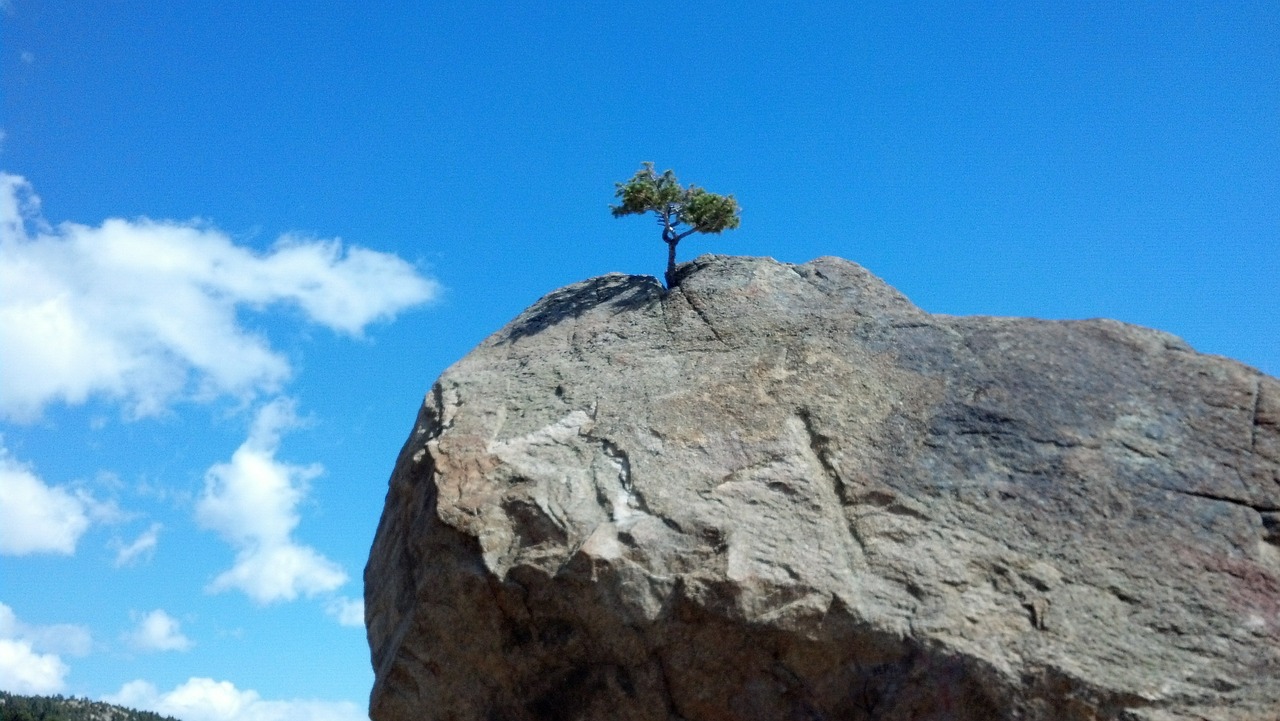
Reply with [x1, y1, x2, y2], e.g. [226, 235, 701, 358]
[365, 255, 1280, 721]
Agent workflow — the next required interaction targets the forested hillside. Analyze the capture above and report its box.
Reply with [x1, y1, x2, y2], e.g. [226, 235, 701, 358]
[0, 692, 180, 721]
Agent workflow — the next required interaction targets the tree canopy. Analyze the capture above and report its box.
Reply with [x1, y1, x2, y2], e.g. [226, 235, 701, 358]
[611, 162, 740, 287]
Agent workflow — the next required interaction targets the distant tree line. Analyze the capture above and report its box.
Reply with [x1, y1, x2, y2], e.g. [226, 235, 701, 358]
[0, 691, 180, 721]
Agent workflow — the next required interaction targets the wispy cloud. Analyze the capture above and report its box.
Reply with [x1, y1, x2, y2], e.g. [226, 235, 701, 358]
[0, 172, 439, 422]
[323, 597, 364, 628]
[126, 609, 193, 652]
[196, 398, 346, 604]
[113, 522, 162, 567]
[0, 603, 92, 657]
[0, 602, 92, 694]
[0, 443, 90, 555]
[107, 677, 367, 721]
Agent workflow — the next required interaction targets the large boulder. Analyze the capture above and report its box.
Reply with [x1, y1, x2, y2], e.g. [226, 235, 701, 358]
[365, 255, 1280, 721]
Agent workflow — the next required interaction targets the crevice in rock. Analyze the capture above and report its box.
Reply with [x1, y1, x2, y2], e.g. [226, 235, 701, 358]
[424, 382, 456, 440]
[602, 436, 655, 519]
[797, 408, 872, 563]
[1167, 487, 1280, 514]
[600, 438, 633, 493]
[796, 408, 847, 503]
[1118, 439, 1169, 460]
[956, 427, 1088, 450]
[1258, 513, 1280, 545]
[679, 289, 731, 348]
[579, 423, 655, 519]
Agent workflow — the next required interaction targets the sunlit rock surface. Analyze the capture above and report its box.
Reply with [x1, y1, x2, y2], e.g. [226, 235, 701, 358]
[367, 255, 1280, 721]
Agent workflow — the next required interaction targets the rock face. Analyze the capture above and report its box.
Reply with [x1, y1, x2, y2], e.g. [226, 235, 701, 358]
[365, 255, 1280, 721]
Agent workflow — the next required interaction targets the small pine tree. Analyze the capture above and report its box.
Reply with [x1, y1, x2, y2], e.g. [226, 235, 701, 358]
[611, 162, 741, 287]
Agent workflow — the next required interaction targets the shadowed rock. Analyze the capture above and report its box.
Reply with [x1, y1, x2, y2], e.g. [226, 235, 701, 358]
[366, 255, 1280, 721]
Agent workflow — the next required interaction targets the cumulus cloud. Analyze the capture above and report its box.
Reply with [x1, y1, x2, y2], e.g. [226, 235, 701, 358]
[126, 609, 192, 652]
[0, 172, 439, 422]
[0, 444, 90, 555]
[113, 522, 162, 567]
[0, 602, 92, 694]
[107, 678, 367, 721]
[196, 398, 347, 604]
[324, 597, 364, 628]
[0, 639, 67, 694]
[206, 543, 347, 604]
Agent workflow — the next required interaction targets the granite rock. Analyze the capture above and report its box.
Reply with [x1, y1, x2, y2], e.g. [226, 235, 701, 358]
[366, 255, 1280, 720]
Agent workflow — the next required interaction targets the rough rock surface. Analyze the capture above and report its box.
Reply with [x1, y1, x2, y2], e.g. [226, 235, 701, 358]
[366, 255, 1280, 721]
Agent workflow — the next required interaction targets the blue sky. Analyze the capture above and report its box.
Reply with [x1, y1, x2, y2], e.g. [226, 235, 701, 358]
[1, 1, 1276, 719]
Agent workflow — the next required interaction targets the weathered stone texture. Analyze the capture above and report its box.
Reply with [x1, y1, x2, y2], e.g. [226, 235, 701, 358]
[366, 255, 1280, 720]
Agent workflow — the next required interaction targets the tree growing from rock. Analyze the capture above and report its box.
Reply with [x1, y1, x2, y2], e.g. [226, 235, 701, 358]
[611, 162, 741, 287]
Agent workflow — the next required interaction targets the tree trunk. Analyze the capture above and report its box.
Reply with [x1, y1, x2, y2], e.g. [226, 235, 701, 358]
[665, 239, 678, 288]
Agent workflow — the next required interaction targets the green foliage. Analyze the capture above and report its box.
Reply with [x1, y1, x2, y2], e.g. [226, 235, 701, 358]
[610, 162, 685, 218]
[680, 186, 741, 235]
[611, 162, 741, 285]
[0, 691, 180, 721]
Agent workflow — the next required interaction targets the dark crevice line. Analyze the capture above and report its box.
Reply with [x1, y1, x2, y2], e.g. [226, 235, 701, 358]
[1171, 487, 1280, 514]
[796, 409, 842, 497]
[681, 290, 731, 347]
[797, 409, 870, 561]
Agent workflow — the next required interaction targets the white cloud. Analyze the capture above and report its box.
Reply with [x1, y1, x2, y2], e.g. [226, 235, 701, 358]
[197, 398, 347, 604]
[82, 490, 129, 525]
[324, 597, 364, 628]
[0, 602, 92, 694]
[0, 444, 90, 555]
[107, 678, 367, 721]
[0, 172, 439, 422]
[113, 522, 162, 567]
[0, 602, 92, 658]
[207, 543, 347, 604]
[0, 639, 67, 694]
[126, 609, 192, 652]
